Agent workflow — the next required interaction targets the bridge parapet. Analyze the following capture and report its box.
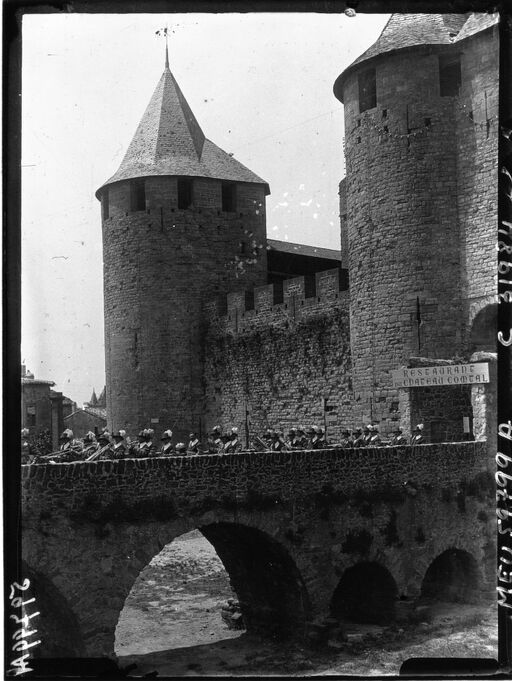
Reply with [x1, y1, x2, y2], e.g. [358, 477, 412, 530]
[22, 442, 488, 522]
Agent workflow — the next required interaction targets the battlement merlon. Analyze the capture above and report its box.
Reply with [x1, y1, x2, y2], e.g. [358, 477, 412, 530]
[204, 267, 349, 332]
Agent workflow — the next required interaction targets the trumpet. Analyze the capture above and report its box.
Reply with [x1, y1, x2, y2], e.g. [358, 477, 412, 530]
[85, 444, 111, 462]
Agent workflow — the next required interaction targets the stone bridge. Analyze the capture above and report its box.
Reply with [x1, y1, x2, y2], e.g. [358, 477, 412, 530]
[21, 442, 495, 659]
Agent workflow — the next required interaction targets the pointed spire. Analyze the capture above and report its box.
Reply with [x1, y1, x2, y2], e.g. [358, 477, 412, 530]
[96, 44, 269, 195]
[97, 386, 107, 407]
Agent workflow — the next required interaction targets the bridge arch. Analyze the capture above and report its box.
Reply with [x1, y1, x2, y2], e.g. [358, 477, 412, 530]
[116, 519, 311, 652]
[329, 561, 398, 624]
[420, 548, 481, 603]
[21, 561, 86, 658]
[200, 522, 311, 636]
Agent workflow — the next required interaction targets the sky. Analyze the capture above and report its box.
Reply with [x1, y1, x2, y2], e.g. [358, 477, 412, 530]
[21, 11, 390, 405]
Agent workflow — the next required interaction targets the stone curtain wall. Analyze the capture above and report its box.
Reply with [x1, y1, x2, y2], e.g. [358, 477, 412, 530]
[102, 176, 267, 439]
[22, 442, 488, 518]
[455, 26, 499, 348]
[204, 269, 353, 439]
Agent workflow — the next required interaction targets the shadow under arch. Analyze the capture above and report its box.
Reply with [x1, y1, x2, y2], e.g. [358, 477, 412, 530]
[200, 522, 311, 638]
[469, 303, 497, 354]
[21, 560, 86, 658]
[330, 561, 398, 624]
[420, 548, 481, 603]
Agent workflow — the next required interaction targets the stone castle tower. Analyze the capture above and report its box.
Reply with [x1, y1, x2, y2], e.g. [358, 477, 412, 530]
[97, 13, 498, 443]
[334, 12, 498, 430]
[96, 46, 269, 438]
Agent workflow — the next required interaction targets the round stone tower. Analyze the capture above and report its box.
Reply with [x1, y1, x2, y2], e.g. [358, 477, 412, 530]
[97, 48, 269, 438]
[333, 13, 498, 434]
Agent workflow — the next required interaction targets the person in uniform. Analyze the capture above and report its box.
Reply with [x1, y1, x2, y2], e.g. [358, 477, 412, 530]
[361, 424, 372, 446]
[410, 424, 425, 445]
[138, 428, 156, 457]
[207, 426, 223, 454]
[308, 426, 320, 449]
[21, 428, 37, 464]
[187, 432, 200, 454]
[53, 429, 83, 462]
[175, 442, 188, 455]
[261, 428, 272, 449]
[295, 426, 308, 449]
[146, 428, 156, 454]
[286, 428, 297, 449]
[81, 431, 99, 459]
[352, 427, 365, 447]
[270, 430, 285, 452]
[111, 430, 128, 459]
[339, 429, 353, 448]
[91, 432, 113, 461]
[390, 428, 407, 446]
[316, 427, 328, 449]
[368, 424, 382, 446]
[159, 429, 174, 456]
[224, 427, 243, 453]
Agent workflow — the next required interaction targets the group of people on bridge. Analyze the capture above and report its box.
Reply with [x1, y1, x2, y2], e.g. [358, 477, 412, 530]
[21, 422, 426, 465]
[252, 423, 425, 451]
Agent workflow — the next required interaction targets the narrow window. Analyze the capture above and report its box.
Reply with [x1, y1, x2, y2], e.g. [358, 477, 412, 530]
[439, 55, 461, 97]
[178, 179, 193, 209]
[26, 406, 36, 427]
[101, 190, 109, 220]
[130, 180, 146, 212]
[358, 68, 376, 113]
[222, 182, 236, 212]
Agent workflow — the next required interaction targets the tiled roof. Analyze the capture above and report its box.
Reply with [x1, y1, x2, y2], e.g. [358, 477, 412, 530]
[268, 239, 341, 261]
[455, 12, 498, 41]
[97, 64, 268, 196]
[22, 377, 55, 386]
[65, 407, 107, 421]
[334, 13, 498, 100]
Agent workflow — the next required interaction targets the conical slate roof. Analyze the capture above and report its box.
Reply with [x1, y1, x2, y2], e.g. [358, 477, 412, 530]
[97, 59, 269, 196]
[334, 12, 498, 101]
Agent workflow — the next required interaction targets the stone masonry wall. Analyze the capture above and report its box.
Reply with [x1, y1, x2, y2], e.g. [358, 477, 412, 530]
[102, 176, 267, 440]
[410, 385, 473, 443]
[340, 30, 497, 435]
[204, 269, 354, 440]
[455, 26, 499, 348]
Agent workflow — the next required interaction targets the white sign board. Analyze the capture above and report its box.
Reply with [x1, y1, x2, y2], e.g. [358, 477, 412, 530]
[391, 363, 489, 388]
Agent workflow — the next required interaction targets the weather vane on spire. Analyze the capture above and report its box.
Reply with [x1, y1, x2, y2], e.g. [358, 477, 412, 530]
[156, 25, 177, 69]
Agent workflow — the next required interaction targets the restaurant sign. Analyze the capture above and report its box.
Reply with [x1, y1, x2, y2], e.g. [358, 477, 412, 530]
[391, 362, 489, 388]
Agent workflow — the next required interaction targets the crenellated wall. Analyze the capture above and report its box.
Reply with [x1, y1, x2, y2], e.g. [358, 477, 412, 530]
[203, 268, 354, 439]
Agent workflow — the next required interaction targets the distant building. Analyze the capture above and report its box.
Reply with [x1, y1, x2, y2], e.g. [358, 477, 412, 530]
[21, 364, 77, 449]
[64, 407, 107, 439]
[64, 387, 108, 438]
